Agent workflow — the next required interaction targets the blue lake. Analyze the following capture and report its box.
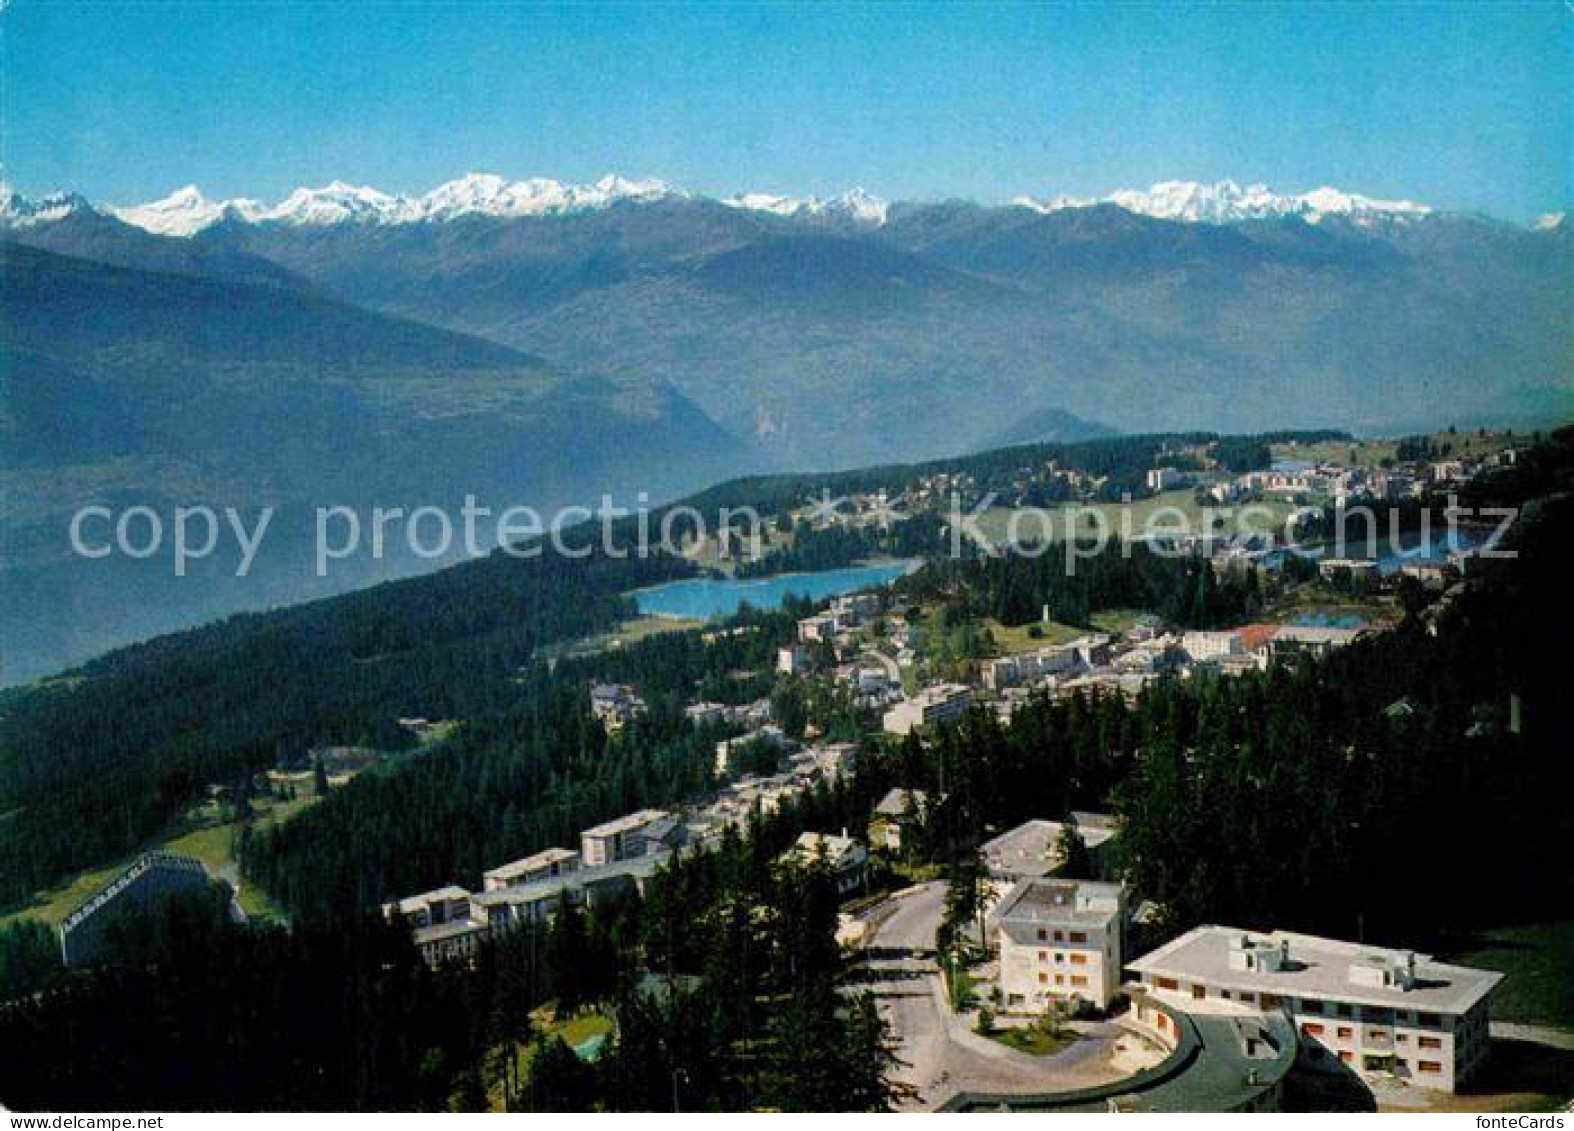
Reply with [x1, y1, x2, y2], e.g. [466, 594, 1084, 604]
[631, 560, 919, 620]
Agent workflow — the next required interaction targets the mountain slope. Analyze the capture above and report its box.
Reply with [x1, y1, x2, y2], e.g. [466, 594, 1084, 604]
[7, 181, 1570, 469]
[1, 243, 743, 680]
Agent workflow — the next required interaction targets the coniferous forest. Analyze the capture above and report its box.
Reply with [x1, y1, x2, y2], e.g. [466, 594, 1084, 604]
[0, 430, 1569, 1109]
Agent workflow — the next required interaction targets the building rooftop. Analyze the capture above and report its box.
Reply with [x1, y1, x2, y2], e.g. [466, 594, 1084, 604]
[786, 831, 865, 870]
[994, 877, 1123, 941]
[873, 787, 927, 817]
[982, 818, 1116, 879]
[411, 917, 490, 947]
[391, 884, 470, 914]
[1128, 926, 1503, 1015]
[483, 847, 579, 884]
[473, 849, 676, 909]
[581, 808, 669, 839]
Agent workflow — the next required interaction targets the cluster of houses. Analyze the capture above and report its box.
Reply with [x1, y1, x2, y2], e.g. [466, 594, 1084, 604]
[589, 683, 648, 732]
[383, 733, 859, 966]
[971, 619, 1367, 721]
[963, 813, 1500, 1097]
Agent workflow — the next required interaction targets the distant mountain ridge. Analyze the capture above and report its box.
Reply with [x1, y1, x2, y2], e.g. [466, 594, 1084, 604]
[2, 174, 1519, 238]
[8, 176, 1564, 471]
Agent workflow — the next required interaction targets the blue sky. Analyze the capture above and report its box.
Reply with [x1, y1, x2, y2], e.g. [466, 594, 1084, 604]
[3, 2, 1568, 220]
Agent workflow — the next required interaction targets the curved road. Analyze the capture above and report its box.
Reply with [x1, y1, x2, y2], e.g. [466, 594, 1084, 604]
[850, 881, 1129, 1110]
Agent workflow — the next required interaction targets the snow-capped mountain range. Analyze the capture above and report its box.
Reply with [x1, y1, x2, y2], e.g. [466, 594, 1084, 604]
[0, 174, 1471, 238]
[1014, 179, 1433, 224]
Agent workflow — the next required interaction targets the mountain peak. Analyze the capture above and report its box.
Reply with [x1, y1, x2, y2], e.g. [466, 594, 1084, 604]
[723, 186, 889, 225]
[1, 184, 94, 227]
[1015, 179, 1432, 225]
[0, 175, 1471, 238]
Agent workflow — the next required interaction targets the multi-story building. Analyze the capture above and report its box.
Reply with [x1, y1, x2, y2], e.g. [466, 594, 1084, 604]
[59, 851, 234, 967]
[589, 682, 646, 731]
[1181, 630, 1243, 663]
[482, 847, 580, 892]
[1127, 926, 1501, 1092]
[982, 816, 1118, 882]
[797, 613, 840, 643]
[779, 832, 869, 895]
[1318, 557, 1382, 585]
[777, 644, 813, 674]
[882, 683, 972, 736]
[579, 808, 670, 867]
[981, 644, 1080, 691]
[995, 877, 1125, 1011]
[382, 884, 474, 930]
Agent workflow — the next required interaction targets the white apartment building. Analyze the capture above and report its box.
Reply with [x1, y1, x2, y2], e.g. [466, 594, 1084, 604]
[382, 884, 474, 930]
[482, 847, 581, 892]
[882, 683, 973, 735]
[797, 613, 840, 643]
[1181, 629, 1243, 662]
[1147, 467, 1184, 492]
[981, 644, 1079, 691]
[579, 808, 669, 867]
[1127, 926, 1501, 1093]
[778, 644, 813, 674]
[996, 877, 1125, 1011]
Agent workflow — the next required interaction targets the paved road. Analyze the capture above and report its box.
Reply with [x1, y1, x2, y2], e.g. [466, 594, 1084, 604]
[850, 881, 1128, 1110]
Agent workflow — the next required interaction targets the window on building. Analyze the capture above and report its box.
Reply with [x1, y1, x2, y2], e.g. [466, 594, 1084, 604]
[1071, 975, 1088, 987]
[1338, 1051, 1354, 1064]
[1337, 1027, 1353, 1040]
[1071, 953, 1088, 965]
[1069, 931, 1088, 943]
[1038, 973, 1048, 985]
[1192, 984, 1207, 1000]
[1418, 1061, 1442, 1074]
[1302, 999, 1323, 1014]
[1157, 977, 1179, 991]
[1036, 928, 1047, 942]
[1418, 1013, 1441, 1027]
[1302, 1023, 1326, 1037]
[1419, 1036, 1442, 1050]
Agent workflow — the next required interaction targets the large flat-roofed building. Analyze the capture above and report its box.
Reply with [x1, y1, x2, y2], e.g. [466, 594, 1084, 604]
[1127, 926, 1501, 1092]
[580, 808, 670, 867]
[882, 683, 972, 736]
[382, 884, 474, 930]
[482, 847, 580, 892]
[409, 850, 675, 966]
[1181, 630, 1243, 662]
[995, 877, 1125, 1011]
[982, 816, 1118, 881]
[59, 851, 234, 968]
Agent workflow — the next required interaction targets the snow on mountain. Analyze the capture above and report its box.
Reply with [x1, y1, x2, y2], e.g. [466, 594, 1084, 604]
[1014, 180, 1433, 224]
[108, 185, 267, 237]
[724, 187, 889, 225]
[0, 175, 1483, 239]
[0, 184, 94, 227]
[88, 173, 681, 235]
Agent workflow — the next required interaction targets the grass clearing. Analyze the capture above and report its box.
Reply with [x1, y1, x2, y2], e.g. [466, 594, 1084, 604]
[1441, 920, 1574, 1030]
[989, 1024, 1079, 1057]
[981, 618, 1086, 652]
[0, 791, 318, 928]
